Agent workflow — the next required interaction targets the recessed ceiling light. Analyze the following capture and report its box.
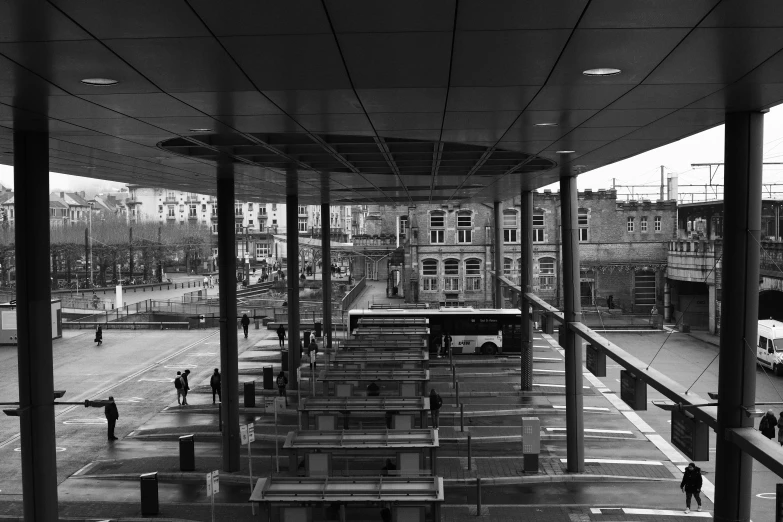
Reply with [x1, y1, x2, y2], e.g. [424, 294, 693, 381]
[582, 68, 621, 77]
[80, 78, 119, 86]
[189, 128, 212, 132]
[556, 150, 575, 154]
[534, 123, 558, 127]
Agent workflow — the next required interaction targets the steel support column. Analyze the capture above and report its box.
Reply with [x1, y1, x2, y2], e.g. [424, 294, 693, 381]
[560, 175, 584, 472]
[713, 111, 764, 522]
[216, 158, 240, 472]
[15, 130, 58, 522]
[286, 193, 301, 387]
[520, 191, 534, 391]
[321, 204, 332, 349]
[493, 201, 504, 308]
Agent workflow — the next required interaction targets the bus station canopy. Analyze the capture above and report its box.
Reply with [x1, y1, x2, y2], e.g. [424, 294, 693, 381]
[329, 350, 429, 364]
[249, 476, 444, 504]
[283, 429, 438, 450]
[299, 397, 429, 413]
[317, 369, 429, 383]
[3, 3, 783, 204]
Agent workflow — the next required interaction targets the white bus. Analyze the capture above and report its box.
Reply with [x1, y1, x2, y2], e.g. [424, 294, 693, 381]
[348, 307, 521, 355]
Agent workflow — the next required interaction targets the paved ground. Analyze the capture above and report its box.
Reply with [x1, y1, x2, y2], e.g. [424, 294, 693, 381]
[0, 316, 741, 520]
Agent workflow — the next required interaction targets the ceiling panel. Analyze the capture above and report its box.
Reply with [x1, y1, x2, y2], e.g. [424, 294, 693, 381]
[580, 108, 675, 128]
[326, 0, 456, 32]
[699, 0, 783, 28]
[221, 35, 350, 91]
[686, 83, 783, 112]
[527, 85, 638, 111]
[189, 0, 331, 36]
[357, 89, 447, 113]
[79, 93, 205, 118]
[450, 30, 571, 87]
[170, 91, 283, 117]
[338, 32, 452, 89]
[607, 84, 724, 109]
[445, 86, 540, 112]
[456, 0, 587, 30]
[0, 1, 90, 42]
[580, 0, 719, 28]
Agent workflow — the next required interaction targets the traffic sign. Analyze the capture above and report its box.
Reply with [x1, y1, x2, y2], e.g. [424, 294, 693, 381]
[206, 470, 219, 496]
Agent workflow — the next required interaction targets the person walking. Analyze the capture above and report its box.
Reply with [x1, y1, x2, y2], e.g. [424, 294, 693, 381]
[429, 388, 443, 429]
[760, 409, 777, 439]
[210, 368, 221, 404]
[367, 381, 380, 397]
[277, 324, 286, 348]
[309, 338, 319, 370]
[241, 313, 250, 339]
[174, 371, 185, 406]
[181, 369, 191, 405]
[105, 396, 119, 441]
[94, 326, 103, 347]
[777, 412, 783, 446]
[680, 462, 703, 513]
[277, 370, 288, 407]
[443, 331, 452, 358]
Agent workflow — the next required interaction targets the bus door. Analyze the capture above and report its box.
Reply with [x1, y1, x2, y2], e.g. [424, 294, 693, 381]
[429, 324, 442, 357]
[502, 323, 521, 353]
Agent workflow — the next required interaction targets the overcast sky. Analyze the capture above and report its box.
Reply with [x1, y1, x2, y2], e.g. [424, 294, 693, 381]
[2, 105, 783, 200]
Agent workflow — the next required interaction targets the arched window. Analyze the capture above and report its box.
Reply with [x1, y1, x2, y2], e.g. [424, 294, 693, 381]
[465, 258, 481, 292]
[457, 210, 473, 243]
[422, 259, 438, 291]
[538, 257, 555, 290]
[503, 209, 518, 243]
[444, 258, 460, 291]
[503, 257, 513, 276]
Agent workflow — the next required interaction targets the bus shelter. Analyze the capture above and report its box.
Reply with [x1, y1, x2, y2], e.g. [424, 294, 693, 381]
[340, 338, 428, 351]
[318, 369, 430, 398]
[299, 397, 430, 430]
[283, 428, 439, 477]
[249, 476, 444, 522]
[329, 350, 429, 370]
[357, 317, 429, 327]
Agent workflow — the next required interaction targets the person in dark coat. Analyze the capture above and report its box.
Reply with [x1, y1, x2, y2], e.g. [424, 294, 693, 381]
[760, 409, 777, 439]
[241, 313, 250, 338]
[277, 324, 286, 348]
[277, 370, 288, 407]
[105, 396, 119, 441]
[181, 369, 190, 406]
[94, 326, 103, 346]
[680, 462, 703, 513]
[367, 381, 380, 397]
[429, 389, 443, 428]
[210, 368, 221, 404]
[777, 412, 783, 446]
[309, 338, 319, 369]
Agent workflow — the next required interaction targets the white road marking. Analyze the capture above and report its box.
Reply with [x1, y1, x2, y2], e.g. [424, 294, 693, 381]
[552, 405, 611, 412]
[15, 447, 66, 452]
[63, 418, 107, 425]
[545, 428, 633, 434]
[533, 369, 565, 374]
[164, 363, 197, 369]
[646, 434, 689, 464]
[138, 378, 175, 383]
[534, 357, 561, 361]
[622, 507, 711, 517]
[757, 492, 776, 499]
[559, 458, 662, 466]
[189, 353, 217, 357]
[532, 383, 591, 389]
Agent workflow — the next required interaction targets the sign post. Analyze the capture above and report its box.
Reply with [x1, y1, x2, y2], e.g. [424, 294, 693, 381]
[620, 370, 647, 410]
[206, 470, 219, 522]
[240, 424, 256, 515]
[671, 409, 709, 461]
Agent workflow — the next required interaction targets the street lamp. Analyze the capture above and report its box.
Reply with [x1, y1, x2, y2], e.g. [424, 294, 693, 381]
[88, 202, 94, 287]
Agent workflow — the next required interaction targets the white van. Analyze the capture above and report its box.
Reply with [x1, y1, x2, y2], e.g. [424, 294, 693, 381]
[756, 320, 783, 375]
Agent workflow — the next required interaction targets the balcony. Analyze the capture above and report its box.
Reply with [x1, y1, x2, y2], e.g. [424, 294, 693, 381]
[188, 215, 198, 221]
[166, 214, 176, 221]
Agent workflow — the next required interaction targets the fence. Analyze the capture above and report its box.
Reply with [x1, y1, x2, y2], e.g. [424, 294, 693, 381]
[341, 277, 366, 310]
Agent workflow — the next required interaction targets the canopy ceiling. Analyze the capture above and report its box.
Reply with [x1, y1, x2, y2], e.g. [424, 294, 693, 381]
[1, 0, 783, 204]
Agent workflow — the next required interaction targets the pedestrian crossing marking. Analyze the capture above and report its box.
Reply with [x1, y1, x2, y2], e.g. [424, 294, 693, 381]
[546, 427, 633, 434]
[559, 458, 662, 465]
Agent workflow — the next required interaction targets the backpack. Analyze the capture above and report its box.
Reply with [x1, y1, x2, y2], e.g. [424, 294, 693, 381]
[277, 375, 287, 387]
[174, 377, 183, 389]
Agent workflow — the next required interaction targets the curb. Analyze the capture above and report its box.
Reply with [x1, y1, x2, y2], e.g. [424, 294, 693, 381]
[444, 474, 680, 485]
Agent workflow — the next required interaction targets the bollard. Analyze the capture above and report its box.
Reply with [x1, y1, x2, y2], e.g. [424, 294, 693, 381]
[467, 434, 472, 470]
[476, 477, 482, 516]
[460, 403, 465, 432]
[452, 365, 456, 388]
[455, 380, 460, 406]
[179, 434, 195, 471]
[140, 472, 159, 515]
[218, 403, 222, 432]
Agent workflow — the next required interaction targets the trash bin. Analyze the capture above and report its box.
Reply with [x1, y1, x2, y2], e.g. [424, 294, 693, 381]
[314, 322, 322, 337]
[140, 472, 159, 515]
[244, 381, 256, 408]
[263, 366, 274, 390]
[179, 434, 195, 471]
[281, 349, 289, 372]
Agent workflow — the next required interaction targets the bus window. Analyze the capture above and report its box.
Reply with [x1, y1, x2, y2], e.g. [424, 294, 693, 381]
[502, 324, 521, 353]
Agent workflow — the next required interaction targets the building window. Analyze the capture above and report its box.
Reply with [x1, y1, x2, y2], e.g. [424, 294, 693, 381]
[503, 257, 514, 279]
[248, 203, 253, 211]
[634, 270, 656, 306]
[168, 205, 175, 217]
[235, 204, 243, 216]
[298, 205, 307, 215]
[627, 217, 635, 232]
[248, 219, 254, 227]
[202, 204, 207, 212]
[444, 258, 460, 291]
[235, 222, 243, 232]
[179, 204, 185, 213]
[259, 207, 267, 216]
[641, 216, 648, 232]
[503, 209, 518, 243]
[430, 211, 445, 244]
[158, 205, 163, 213]
[272, 204, 277, 211]
[533, 213, 545, 242]
[256, 244, 270, 258]
[189, 204, 197, 217]
[272, 219, 277, 226]
[457, 211, 472, 243]
[539, 257, 555, 290]
[422, 259, 438, 291]
[465, 259, 481, 292]
[654, 216, 662, 232]
[578, 208, 588, 242]
[298, 217, 308, 232]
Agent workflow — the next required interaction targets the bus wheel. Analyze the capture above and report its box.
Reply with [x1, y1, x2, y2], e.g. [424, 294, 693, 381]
[481, 343, 497, 355]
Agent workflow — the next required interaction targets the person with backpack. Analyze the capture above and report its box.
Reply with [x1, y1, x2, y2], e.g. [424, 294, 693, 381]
[760, 409, 777, 439]
[429, 388, 443, 428]
[174, 371, 185, 406]
[443, 331, 452, 358]
[181, 369, 191, 405]
[241, 313, 250, 339]
[277, 324, 286, 348]
[210, 368, 221, 404]
[680, 462, 703, 513]
[309, 338, 319, 370]
[277, 370, 288, 407]
[94, 326, 103, 347]
[367, 381, 380, 397]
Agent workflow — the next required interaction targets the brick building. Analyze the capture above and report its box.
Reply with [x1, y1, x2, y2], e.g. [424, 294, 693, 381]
[353, 189, 677, 312]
